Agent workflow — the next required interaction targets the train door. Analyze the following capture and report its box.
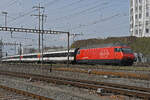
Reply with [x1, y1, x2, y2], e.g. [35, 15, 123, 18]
[114, 48, 122, 63]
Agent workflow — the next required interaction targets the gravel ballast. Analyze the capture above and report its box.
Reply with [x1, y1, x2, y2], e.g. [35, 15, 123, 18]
[0, 64, 146, 100]
[0, 75, 119, 100]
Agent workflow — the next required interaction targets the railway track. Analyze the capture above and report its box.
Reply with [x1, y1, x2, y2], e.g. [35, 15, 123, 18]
[52, 67, 150, 80]
[0, 70, 149, 99]
[0, 87, 35, 100]
[1, 63, 150, 80]
[3, 63, 150, 71]
[0, 84, 53, 100]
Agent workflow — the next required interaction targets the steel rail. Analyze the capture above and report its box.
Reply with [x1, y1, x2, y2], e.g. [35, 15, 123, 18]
[2, 64, 150, 80]
[0, 85, 54, 100]
[0, 89, 33, 100]
[51, 67, 150, 80]
[0, 70, 150, 99]
[1, 70, 149, 93]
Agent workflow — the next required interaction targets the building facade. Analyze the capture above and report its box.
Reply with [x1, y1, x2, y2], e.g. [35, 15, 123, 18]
[130, 0, 150, 37]
[0, 40, 3, 58]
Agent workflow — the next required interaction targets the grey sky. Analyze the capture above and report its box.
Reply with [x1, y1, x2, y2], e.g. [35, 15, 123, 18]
[0, 0, 130, 54]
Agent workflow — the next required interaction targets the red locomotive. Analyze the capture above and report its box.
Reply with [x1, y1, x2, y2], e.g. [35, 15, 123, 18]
[76, 44, 135, 65]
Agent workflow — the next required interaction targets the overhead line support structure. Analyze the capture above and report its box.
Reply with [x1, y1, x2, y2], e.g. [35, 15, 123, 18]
[70, 33, 83, 43]
[32, 4, 45, 53]
[2, 42, 19, 56]
[41, 14, 47, 64]
[2, 12, 8, 27]
[0, 26, 70, 67]
[0, 27, 67, 34]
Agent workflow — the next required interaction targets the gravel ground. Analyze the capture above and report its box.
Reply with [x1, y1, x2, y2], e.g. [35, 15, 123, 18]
[2, 63, 150, 74]
[0, 64, 149, 88]
[0, 64, 147, 100]
[0, 75, 132, 100]
[0, 86, 36, 100]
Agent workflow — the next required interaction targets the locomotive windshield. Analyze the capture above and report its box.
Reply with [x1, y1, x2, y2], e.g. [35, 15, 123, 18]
[121, 48, 133, 53]
[114, 48, 122, 52]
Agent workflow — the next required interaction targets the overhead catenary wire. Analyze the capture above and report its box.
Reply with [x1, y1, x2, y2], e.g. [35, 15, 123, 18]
[84, 2, 128, 16]
[55, 0, 101, 14]
[8, 9, 37, 24]
[54, 1, 109, 21]
[52, 13, 128, 33]
[48, 0, 104, 16]
[48, 2, 123, 29]
[44, 0, 63, 7]
[93, 17, 130, 34]
[1, 0, 59, 25]
[7, 0, 61, 27]
[56, 0, 86, 10]
[70, 13, 128, 30]
[43, 0, 101, 28]
[6, 0, 18, 8]
[47, 0, 128, 31]
[52, 0, 128, 22]
[0, 0, 18, 11]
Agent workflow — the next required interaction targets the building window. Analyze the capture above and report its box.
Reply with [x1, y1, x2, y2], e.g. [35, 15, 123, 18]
[135, 6, 138, 12]
[146, 4, 149, 10]
[136, 30, 138, 34]
[136, 0, 138, 4]
[130, 8, 133, 14]
[139, 0, 142, 3]
[131, 0, 133, 6]
[130, 24, 133, 28]
[139, 29, 142, 34]
[146, 12, 149, 17]
[139, 14, 141, 18]
[139, 6, 142, 11]
[146, 21, 149, 26]
[146, 29, 149, 33]
[135, 14, 138, 19]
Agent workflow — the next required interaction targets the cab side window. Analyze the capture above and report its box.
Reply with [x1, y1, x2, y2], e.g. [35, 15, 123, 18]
[77, 50, 80, 54]
[114, 48, 121, 52]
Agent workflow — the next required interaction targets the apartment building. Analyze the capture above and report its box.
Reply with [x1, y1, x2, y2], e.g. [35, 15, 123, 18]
[130, 0, 150, 37]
